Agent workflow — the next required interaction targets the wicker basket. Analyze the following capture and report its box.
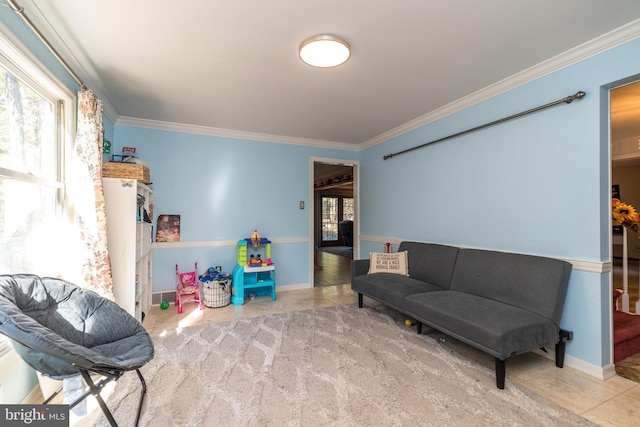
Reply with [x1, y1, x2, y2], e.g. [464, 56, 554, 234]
[102, 162, 150, 184]
[201, 279, 231, 308]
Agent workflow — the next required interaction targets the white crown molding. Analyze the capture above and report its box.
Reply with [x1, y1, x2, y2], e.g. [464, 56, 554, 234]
[120, 18, 640, 151]
[116, 116, 359, 151]
[360, 18, 640, 150]
[13, 1, 119, 124]
[16, 0, 640, 151]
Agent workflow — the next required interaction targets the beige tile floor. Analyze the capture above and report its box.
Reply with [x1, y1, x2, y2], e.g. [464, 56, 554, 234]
[145, 284, 639, 427]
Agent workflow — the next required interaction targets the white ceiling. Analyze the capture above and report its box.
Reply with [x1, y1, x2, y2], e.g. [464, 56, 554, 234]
[13, 0, 640, 147]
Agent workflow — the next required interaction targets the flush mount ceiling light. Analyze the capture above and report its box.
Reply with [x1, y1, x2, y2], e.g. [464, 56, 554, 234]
[299, 35, 351, 68]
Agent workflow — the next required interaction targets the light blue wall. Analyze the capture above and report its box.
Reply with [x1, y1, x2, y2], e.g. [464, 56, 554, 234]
[103, 115, 114, 142]
[358, 38, 640, 368]
[113, 126, 357, 291]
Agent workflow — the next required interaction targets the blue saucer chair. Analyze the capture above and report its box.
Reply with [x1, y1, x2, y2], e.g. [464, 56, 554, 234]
[0, 274, 154, 426]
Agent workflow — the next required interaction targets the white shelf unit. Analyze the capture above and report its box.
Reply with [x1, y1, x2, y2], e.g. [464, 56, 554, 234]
[103, 177, 153, 323]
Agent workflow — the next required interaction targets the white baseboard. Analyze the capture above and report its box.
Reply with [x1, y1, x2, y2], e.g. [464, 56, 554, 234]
[276, 283, 312, 292]
[564, 354, 617, 380]
[152, 283, 313, 304]
[533, 348, 615, 380]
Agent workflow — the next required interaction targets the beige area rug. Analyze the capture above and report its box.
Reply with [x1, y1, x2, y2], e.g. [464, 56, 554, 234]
[96, 305, 595, 426]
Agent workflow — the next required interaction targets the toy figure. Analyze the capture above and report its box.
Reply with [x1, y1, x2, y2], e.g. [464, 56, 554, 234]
[249, 254, 262, 266]
[251, 229, 261, 248]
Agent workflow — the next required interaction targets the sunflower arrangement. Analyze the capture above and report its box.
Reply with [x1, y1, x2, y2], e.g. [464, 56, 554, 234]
[613, 198, 640, 231]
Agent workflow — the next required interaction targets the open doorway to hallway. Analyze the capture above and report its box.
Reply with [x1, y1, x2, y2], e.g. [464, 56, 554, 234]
[313, 161, 355, 287]
[611, 79, 640, 382]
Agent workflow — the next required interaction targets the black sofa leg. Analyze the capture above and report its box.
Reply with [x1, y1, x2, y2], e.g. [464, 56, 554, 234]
[495, 358, 506, 389]
[357, 293, 363, 308]
[555, 329, 573, 368]
[416, 321, 422, 334]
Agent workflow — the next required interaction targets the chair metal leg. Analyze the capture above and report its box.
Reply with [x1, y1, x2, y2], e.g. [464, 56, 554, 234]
[134, 368, 148, 427]
[79, 369, 118, 427]
[49, 373, 115, 410]
[71, 369, 147, 427]
[42, 384, 64, 404]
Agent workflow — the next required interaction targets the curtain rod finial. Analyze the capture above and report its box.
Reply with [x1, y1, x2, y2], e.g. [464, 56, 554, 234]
[565, 91, 586, 104]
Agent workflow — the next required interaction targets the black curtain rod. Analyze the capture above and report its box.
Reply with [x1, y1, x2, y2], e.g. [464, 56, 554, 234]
[383, 90, 586, 160]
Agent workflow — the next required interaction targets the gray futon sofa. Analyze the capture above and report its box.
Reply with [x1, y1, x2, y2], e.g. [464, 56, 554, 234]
[351, 241, 573, 389]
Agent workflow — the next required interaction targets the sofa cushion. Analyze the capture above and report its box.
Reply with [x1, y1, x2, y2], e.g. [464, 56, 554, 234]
[352, 273, 442, 309]
[397, 242, 460, 290]
[404, 291, 559, 359]
[449, 249, 572, 324]
[368, 251, 409, 275]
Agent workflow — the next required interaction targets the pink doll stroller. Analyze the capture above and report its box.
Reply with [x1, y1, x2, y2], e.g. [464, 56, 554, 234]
[176, 262, 203, 313]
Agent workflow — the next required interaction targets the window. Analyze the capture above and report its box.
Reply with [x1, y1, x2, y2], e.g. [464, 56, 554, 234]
[0, 64, 63, 274]
[0, 28, 74, 374]
[321, 197, 338, 241]
[321, 196, 353, 244]
[343, 198, 354, 221]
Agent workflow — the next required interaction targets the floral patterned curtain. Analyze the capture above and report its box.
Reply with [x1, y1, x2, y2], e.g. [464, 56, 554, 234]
[69, 89, 114, 300]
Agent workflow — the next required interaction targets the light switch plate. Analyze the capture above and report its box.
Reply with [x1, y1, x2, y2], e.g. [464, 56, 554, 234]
[299, 201, 305, 209]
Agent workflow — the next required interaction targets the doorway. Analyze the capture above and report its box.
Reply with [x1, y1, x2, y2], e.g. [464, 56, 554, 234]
[312, 160, 356, 287]
[611, 79, 640, 381]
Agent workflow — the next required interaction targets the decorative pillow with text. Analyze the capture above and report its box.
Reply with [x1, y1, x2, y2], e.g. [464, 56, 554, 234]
[368, 251, 409, 276]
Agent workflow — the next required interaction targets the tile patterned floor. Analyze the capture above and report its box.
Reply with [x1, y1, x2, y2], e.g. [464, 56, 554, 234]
[145, 285, 640, 427]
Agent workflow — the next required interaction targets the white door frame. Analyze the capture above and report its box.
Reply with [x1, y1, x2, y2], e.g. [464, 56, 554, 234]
[309, 156, 359, 287]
